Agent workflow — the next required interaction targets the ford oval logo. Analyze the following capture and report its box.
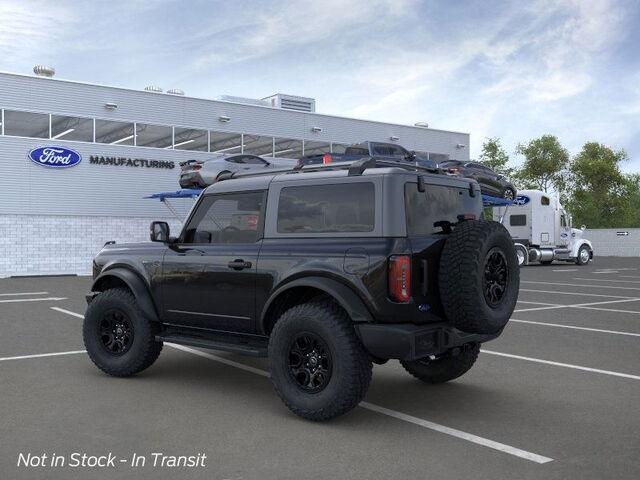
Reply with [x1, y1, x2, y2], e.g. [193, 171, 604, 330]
[28, 146, 82, 168]
[514, 195, 530, 206]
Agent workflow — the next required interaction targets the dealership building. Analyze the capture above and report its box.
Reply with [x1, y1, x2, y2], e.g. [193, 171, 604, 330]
[0, 68, 470, 277]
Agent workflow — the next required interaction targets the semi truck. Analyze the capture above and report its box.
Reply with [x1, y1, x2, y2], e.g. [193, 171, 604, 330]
[492, 189, 593, 266]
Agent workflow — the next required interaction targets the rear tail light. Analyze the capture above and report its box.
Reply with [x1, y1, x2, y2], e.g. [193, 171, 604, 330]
[448, 167, 461, 175]
[388, 255, 411, 303]
[191, 164, 202, 170]
[322, 153, 332, 164]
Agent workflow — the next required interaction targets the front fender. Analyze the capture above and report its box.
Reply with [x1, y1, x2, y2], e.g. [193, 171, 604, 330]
[260, 276, 373, 334]
[571, 239, 593, 258]
[91, 267, 160, 322]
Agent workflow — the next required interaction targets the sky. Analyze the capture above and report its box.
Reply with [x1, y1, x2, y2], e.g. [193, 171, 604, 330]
[1, 0, 639, 170]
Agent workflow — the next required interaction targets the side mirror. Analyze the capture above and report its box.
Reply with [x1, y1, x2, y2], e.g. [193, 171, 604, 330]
[150, 221, 170, 242]
[581, 225, 586, 231]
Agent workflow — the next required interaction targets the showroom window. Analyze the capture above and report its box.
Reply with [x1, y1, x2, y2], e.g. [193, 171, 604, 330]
[51, 115, 94, 142]
[273, 137, 303, 158]
[3, 110, 50, 138]
[136, 123, 173, 148]
[277, 183, 375, 234]
[95, 119, 135, 145]
[211, 131, 243, 154]
[173, 127, 208, 151]
[243, 135, 274, 156]
[303, 140, 330, 156]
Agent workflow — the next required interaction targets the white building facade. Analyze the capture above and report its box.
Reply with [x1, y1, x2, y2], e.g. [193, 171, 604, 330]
[0, 71, 470, 277]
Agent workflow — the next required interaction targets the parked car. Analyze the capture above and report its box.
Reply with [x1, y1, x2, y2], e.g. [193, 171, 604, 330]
[440, 160, 516, 199]
[296, 141, 438, 171]
[179, 154, 296, 188]
[84, 158, 519, 421]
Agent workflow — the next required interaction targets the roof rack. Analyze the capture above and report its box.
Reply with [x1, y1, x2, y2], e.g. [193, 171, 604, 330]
[219, 157, 441, 182]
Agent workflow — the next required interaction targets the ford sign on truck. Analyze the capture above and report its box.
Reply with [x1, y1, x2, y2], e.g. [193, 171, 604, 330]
[28, 146, 82, 168]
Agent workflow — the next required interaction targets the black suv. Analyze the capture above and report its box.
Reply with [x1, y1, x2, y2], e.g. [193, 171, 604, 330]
[84, 159, 519, 421]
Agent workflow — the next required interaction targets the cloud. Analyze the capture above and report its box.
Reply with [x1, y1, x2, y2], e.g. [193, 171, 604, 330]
[0, 0, 76, 66]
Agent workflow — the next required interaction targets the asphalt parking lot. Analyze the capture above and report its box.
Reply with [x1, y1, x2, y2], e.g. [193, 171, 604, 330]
[1, 257, 639, 480]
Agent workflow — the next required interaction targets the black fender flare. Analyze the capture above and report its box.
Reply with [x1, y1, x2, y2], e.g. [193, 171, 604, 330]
[91, 268, 160, 322]
[260, 276, 373, 334]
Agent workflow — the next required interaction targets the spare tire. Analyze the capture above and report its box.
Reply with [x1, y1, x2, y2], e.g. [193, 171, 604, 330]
[438, 220, 519, 334]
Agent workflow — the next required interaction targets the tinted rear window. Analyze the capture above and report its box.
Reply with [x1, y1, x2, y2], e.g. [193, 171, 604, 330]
[277, 183, 374, 233]
[405, 182, 468, 235]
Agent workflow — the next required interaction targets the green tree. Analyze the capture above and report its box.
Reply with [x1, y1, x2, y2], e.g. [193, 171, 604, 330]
[478, 137, 513, 177]
[514, 135, 569, 193]
[566, 142, 635, 228]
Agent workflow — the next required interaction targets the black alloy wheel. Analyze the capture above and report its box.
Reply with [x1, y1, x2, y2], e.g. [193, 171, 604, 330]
[288, 333, 332, 393]
[503, 188, 515, 200]
[484, 247, 508, 307]
[99, 309, 134, 356]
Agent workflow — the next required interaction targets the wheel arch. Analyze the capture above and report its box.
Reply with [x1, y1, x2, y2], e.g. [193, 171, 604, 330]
[571, 239, 593, 258]
[91, 267, 160, 322]
[260, 276, 373, 335]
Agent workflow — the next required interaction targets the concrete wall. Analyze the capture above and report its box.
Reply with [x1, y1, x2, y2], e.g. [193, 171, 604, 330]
[585, 228, 640, 257]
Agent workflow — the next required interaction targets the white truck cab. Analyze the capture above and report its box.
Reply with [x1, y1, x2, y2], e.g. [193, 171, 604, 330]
[493, 189, 593, 266]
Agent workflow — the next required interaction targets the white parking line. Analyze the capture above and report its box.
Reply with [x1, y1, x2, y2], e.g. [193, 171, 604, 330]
[51, 307, 85, 318]
[523, 281, 640, 291]
[520, 289, 639, 299]
[481, 350, 640, 381]
[574, 306, 640, 315]
[574, 277, 640, 284]
[168, 344, 553, 464]
[0, 350, 86, 362]
[43, 308, 554, 464]
[509, 319, 640, 337]
[552, 269, 578, 272]
[514, 297, 640, 313]
[620, 275, 640, 279]
[0, 297, 68, 304]
[516, 300, 560, 306]
[0, 291, 49, 296]
[359, 402, 553, 464]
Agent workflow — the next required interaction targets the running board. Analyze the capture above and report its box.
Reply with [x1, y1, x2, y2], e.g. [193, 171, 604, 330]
[157, 332, 268, 357]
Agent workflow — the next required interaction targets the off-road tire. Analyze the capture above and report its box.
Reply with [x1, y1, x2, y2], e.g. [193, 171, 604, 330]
[268, 301, 372, 421]
[401, 343, 480, 383]
[576, 245, 591, 265]
[439, 220, 519, 334]
[83, 288, 163, 377]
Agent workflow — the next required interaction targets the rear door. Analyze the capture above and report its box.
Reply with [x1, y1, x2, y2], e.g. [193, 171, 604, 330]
[161, 191, 266, 333]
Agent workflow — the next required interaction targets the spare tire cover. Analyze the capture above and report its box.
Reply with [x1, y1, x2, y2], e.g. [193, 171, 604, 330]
[438, 220, 519, 334]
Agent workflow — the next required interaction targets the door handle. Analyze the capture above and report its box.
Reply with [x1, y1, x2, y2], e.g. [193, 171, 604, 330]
[228, 259, 252, 270]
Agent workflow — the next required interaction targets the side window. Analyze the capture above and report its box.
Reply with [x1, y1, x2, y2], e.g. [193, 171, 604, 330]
[183, 192, 265, 244]
[241, 155, 268, 165]
[277, 183, 375, 233]
[510, 215, 527, 227]
[541, 196, 550, 206]
[560, 215, 567, 227]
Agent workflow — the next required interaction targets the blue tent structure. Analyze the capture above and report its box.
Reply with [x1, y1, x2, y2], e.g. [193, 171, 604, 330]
[144, 188, 203, 201]
[144, 188, 203, 220]
[482, 194, 513, 207]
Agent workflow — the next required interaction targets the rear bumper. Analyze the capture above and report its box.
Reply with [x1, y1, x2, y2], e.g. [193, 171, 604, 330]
[355, 322, 500, 361]
[179, 171, 205, 188]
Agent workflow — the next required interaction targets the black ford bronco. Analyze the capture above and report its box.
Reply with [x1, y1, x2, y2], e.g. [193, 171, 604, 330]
[84, 159, 519, 421]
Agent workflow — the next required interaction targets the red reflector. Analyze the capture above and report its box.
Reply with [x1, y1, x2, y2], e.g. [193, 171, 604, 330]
[192, 164, 202, 170]
[458, 213, 476, 221]
[322, 153, 332, 164]
[388, 255, 411, 303]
